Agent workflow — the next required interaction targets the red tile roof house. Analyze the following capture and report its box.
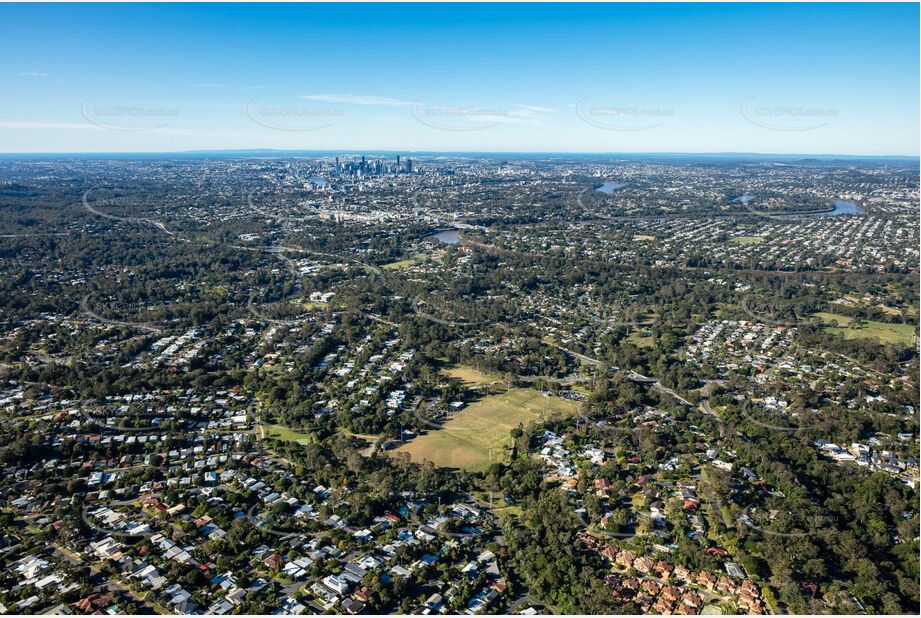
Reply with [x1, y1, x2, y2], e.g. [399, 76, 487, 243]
[672, 602, 694, 615]
[353, 587, 373, 602]
[594, 478, 612, 496]
[601, 544, 618, 561]
[633, 556, 655, 574]
[652, 597, 674, 615]
[716, 576, 737, 594]
[578, 532, 603, 551]
[682, 591, 703, 609]
[616, 550, 637, 568]
[194, 516, 212, 528]
[673, 565, 693, 581]
[741, 580, 760, 597]
[696, 571, 717, 589]
[641, 580, 662, 596]
[74, 593, 114, 613]
[706, 546, 729, 558]
[738, 590, 765, 612]
[262, 553, 282, 569]
[383, 512, 401, 524]
[660, 585, 682, 603]
[622, 577, 641, 590]
[654, 560, 674, 578]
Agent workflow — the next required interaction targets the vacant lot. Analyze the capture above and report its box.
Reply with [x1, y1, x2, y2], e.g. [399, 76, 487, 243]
[625, 313, 656, 348]
[441, 365, 499, 387]
[261, 423, 316, 445]
[393, 373, 579, 471]
[626, 329, 655, 348]
[814, 312, 918, 346]
[382, 254, 426, 270]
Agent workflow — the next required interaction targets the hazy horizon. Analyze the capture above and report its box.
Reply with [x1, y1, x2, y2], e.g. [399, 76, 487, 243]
[1, 148, 918, 160]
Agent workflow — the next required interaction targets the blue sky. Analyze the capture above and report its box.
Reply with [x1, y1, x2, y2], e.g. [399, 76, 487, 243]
[1, 2, 918, 155]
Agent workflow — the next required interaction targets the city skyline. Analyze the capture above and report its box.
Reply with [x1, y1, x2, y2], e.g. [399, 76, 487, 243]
[1, 2, 919, 156]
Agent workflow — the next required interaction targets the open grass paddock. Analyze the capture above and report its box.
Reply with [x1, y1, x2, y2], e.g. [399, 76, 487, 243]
[392, 365, 579, 472]
[813, 312, 917, 346]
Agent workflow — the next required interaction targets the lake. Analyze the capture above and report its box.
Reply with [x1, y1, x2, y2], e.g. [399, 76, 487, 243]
[426, 229, 461, 244]
[778, 199, 862, 219]
[736, 195, 862, 217]
[821, 200, 861, 216]
[594, 181, 626, 195]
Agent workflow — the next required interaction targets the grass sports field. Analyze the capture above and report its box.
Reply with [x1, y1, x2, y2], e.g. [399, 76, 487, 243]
[813, 312, 918, 346]
[729, 235, 764, 245]
[391, 365, 579, 472]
